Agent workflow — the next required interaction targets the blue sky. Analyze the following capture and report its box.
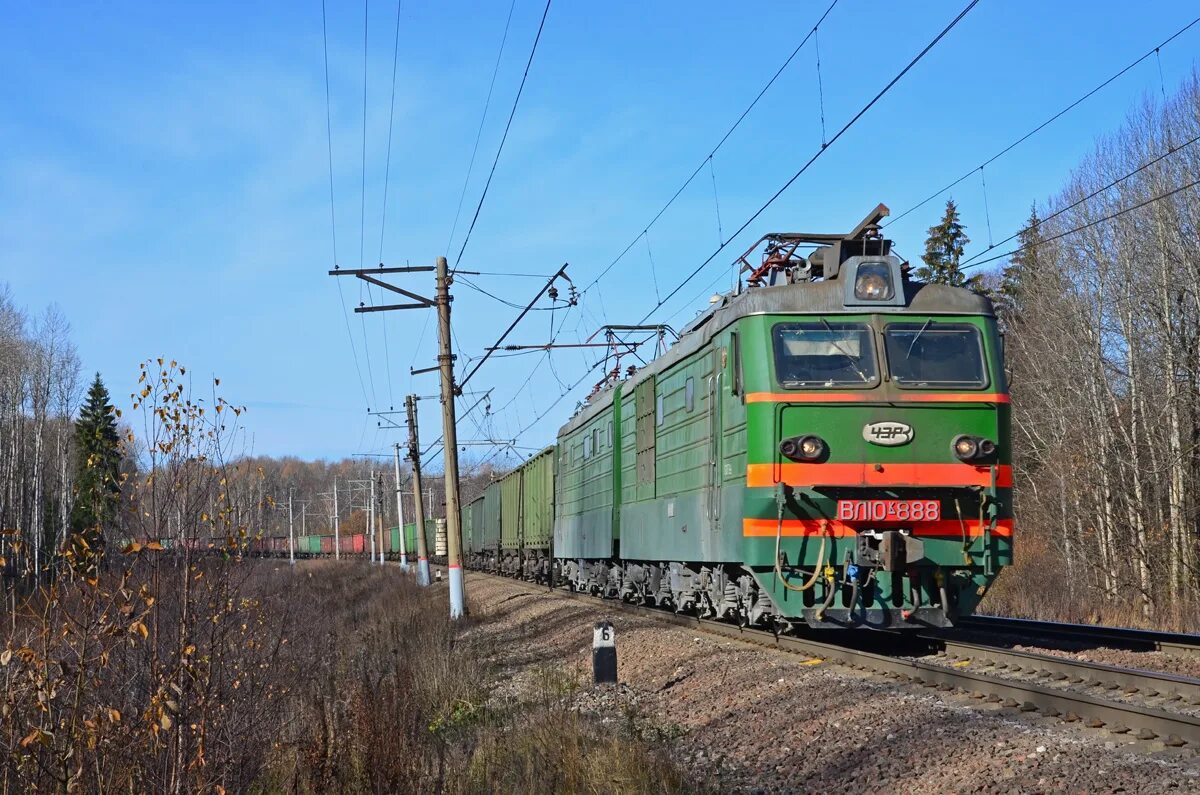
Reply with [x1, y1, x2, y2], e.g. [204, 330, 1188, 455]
[2, 1, 1197, 464]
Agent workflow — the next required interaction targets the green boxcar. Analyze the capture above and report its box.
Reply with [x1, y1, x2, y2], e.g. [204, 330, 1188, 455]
[389, 526, 401, 555]
[460, 503, 474, 554]
[500, 469, 522, 552]
[481, 483, 502, 551]
[402, 520, 437, 558]
[522, 447, 555, 550]
[469, 495, 486, 555]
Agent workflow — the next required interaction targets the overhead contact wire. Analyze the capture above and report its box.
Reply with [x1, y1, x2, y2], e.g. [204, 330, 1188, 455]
[582, 0, 840, 293]
[963, 176, 1200, 271]
[454, 0, 554, 269]
[445, 0, 519, 257]
[322, 0, 370, 408]
[638, 0, 982, 323]
[885, 14, 1200, 229]
[377, 0, 404, 409]
[959, 131, 1200, 268]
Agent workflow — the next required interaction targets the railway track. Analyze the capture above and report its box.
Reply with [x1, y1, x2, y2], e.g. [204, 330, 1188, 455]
[958, 615, 1200, 657]
[464, 570, 1200, 748]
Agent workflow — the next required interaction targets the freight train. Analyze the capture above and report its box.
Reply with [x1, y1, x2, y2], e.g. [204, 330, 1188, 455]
[136, 206, 1011, 632]
[463, 205, 1011, 630]
[131, 520, 441, 561]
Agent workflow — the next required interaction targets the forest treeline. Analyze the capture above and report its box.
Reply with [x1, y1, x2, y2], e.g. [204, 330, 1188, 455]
[0, 294, 501, 581]
[938, 75, 1200, 626]
[3, 77, 1200, 625]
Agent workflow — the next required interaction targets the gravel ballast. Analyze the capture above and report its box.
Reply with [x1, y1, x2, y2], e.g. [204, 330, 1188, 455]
[465, 573, 1200, 793]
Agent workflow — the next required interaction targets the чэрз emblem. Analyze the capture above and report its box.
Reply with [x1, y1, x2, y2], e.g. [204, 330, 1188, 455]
[863, 421, 913, 446]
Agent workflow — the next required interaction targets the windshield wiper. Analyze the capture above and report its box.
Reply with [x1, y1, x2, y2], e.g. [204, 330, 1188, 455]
[820, 319, 870, 383]
[905, 319, 934, 360]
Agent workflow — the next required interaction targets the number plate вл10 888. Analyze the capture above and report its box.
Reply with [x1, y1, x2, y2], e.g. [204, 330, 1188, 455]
[836, 499, 940, 522]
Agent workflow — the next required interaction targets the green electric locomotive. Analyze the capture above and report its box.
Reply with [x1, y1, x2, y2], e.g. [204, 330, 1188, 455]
[466, 205, 1011, 630]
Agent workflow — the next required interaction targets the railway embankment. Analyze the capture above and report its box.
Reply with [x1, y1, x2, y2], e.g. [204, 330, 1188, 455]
[467, 573, 1200, 793]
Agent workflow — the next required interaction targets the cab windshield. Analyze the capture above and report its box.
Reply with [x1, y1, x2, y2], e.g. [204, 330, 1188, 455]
[884, 322, 987, 389]
[773, 322, 878, 388]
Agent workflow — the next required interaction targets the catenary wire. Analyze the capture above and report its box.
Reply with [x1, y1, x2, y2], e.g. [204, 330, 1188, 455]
[356, 0, 379, 409]
[453, 0, 554, 269]
[960, 132, 1200, 269]
[322, 0, 370, 407]
[375, 0, 404, 409]
[884, 14, 1200, 230]
[962, 176, 1200, 271]
[637, 0, 982, 324]
[445, 0, 519, 258]
[580, 0, 840, 293]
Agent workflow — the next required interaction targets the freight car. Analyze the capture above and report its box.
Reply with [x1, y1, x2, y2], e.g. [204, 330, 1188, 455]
[463, 205, 1010, 630]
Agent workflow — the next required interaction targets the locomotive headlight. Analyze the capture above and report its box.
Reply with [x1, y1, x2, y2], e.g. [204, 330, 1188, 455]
[780, 434, 827, 462]
[952, 435, 996, 462]
[952, 436, 978, 460]
[854, 261, 894, 301]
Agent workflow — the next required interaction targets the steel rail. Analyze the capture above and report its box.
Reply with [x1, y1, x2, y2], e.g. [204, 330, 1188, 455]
[960, 615, 1200, 658]
[463, 570, 1200, 747]
[926, 636, 1200, 706]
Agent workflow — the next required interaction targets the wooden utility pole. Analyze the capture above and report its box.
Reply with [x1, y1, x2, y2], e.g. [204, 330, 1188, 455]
[393, 443, 408, 570]
[436, 256, 466, 618]
[376, 471, 386, 564]
[287, 485, 295, 566]
[333, 478, 341, 560]
[368, 470, 376, 564]
[406, 394, 431, 586]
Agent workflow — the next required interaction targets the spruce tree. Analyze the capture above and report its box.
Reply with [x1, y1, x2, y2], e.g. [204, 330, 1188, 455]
[70, 374, 122, 556]
[1000, 204, 1045, 309]
[916, 199, 973, 287]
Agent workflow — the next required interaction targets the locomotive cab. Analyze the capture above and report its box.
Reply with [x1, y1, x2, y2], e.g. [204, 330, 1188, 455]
[736, 205, 1011, 629]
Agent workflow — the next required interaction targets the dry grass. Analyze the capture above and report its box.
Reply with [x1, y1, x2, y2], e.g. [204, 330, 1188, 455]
[1, 558, 687, 793]
[270, 561, 687, 794]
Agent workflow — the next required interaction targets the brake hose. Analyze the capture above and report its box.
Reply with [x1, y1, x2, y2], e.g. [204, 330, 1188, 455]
[773, 496, 827, 593]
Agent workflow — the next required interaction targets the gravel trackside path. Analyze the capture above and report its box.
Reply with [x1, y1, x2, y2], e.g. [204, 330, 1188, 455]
[464, 574, 1200, 794]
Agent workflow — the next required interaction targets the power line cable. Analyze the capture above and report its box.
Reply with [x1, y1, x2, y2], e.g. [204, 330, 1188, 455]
[322, 0, 370, 407]
[962, 175, 1200, 271]
[376, 0, 404, 410]
[453, 0, 554, 269]
[457, 275, 564, 310]
[581, 0, 840, 293]
[884, 14, 1200, 230]
[445, 0, 519, 257]
[637, 0, 982, 323]
[356, 0, 379, 409]
[960, 131, 1200, 269]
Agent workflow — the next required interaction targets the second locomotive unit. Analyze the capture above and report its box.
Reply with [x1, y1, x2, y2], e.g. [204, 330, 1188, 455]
[465, 204, 1011, 630]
